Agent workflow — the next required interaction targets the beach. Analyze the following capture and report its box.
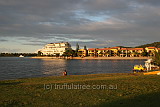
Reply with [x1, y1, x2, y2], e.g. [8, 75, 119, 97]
[31, 56, 149, 60]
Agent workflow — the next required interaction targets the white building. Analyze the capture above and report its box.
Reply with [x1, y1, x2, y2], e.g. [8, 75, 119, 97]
[38, 42, 72, 56]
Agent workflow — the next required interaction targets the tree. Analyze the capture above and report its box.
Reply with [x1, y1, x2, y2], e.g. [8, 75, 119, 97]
[37, 51, 42, 56]
[152, 51, 160, 66]
[76, 43, 79, 52]
[141, 51, 148, 57]
[63, 49, 76, 57]
[133, 52, 139, 57]
[84, 45, 87, 50]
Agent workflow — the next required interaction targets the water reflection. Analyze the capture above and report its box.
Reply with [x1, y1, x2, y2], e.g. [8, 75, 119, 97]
[0, 58, 146, 80]
[41, 59, 67, 76]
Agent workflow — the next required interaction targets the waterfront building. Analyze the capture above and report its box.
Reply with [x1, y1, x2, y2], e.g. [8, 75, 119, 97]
[78, 49, 88, 57]
[88, 48, 97, 57]
[97, 48, 110, 57]
[120, 48, 144, 57]
[120, 48, 128, 57]
[97, 48, 105, 57]
[110, 47, 121, 57]
[145, 47, 156, 57]
[88, 47, 146, 57]
[157, 48, 160, 52]
[38, 42, 72, 56]
[37, 42, 159, 57]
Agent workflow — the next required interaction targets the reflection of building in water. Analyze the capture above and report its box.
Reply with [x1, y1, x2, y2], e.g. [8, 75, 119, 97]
[38, 42, 72, 56]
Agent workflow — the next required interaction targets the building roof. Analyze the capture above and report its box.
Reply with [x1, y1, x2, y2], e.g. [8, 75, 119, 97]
[96, 48, 104, 50]
[132, 48, 143, 50]
[110, 47, 120, 49]
[145, 47, 156, 49]
[121, 48, 143, 50]
[96, 48, 111, 50]
[78, 49, 87, 51]
[88, 48, 96, 50]
[121, 48, 128, 50]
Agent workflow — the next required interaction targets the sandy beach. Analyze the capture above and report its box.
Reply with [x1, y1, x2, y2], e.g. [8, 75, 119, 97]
[31, 56, 149, 60]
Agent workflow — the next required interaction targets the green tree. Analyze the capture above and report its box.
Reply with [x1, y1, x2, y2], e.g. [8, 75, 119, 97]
[141, 51, 148, 57]
[37, 51, 42, 56]
[84, 45, 87, 50]
[63, 49, 76, 57]
[76, 43, 79, 52]
[152, 51, 160, 66]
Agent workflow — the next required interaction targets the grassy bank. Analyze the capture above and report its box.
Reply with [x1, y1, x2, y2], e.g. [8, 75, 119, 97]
[0, 73, 160, 107]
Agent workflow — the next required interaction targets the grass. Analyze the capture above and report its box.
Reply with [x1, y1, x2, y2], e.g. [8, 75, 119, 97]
[0, 73, 160, 107]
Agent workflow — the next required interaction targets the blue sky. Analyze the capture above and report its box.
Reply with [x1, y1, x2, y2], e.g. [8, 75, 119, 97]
[0, 0, 160, 52]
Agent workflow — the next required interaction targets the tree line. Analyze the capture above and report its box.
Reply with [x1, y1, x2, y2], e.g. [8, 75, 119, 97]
[0, 53, 37, 57]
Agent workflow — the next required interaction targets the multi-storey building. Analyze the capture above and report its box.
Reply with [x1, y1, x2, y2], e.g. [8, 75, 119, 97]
[120, 48, 144, 57]
[78, 49, 88, 57]
[38, 42, 72, 56]
[79, 47, 159, 57]
[145, 47, 156, 57]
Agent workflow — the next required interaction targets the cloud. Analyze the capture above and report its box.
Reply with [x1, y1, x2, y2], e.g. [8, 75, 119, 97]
[0, 39, 8, 42]
[134, 0, 160, 6]
[0, 0, 160, 52]
[0, 48, 20, 53]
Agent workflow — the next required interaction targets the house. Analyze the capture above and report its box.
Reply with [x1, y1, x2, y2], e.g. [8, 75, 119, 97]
[110, 47, 121, 57]
[88, 48, 97, 57]
[145, 47, 156, 57]
[120, 48, 144, 57]
[78, 49, 88, 57]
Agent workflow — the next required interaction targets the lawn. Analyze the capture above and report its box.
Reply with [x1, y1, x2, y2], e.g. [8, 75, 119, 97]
[0, 73, 160, 107]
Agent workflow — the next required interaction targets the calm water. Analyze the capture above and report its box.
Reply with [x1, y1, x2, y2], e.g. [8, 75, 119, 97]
[0, 57, 145, 80]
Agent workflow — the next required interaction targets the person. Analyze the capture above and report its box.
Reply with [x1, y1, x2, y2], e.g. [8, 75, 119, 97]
[63, 70, 67, 76]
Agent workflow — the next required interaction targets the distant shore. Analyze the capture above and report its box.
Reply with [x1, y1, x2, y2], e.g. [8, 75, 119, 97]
[31, 56, 149, 60]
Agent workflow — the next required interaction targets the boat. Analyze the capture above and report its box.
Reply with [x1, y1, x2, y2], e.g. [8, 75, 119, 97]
[19, 55, 24, 57]
[133, 59, 159, 73]
[133, 65, 146, 73]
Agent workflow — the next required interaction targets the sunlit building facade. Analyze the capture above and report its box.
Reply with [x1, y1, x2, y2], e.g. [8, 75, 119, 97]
[38, 42, 72, 56]
[82, 47, 159, 57]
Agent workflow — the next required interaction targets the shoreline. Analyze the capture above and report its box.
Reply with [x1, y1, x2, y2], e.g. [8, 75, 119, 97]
[0, 73, 134, 81]
[31, 56, 149, 60]
[1, 70, 159, 81]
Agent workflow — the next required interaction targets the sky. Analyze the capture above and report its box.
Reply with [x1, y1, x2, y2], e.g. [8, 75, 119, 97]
[0, 0, 160, 53]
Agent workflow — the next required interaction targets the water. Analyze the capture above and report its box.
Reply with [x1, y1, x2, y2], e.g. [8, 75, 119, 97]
[0, 57, 145, 80]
